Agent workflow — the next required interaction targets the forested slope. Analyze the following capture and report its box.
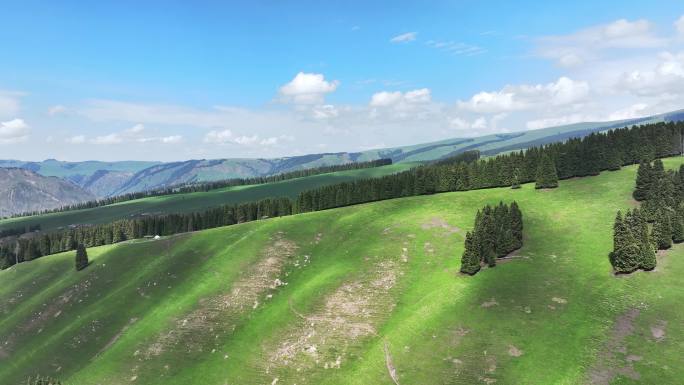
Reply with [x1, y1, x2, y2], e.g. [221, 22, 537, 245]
[2, 158, 684, 384]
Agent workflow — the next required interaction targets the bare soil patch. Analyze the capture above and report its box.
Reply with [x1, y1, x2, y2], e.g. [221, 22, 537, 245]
[507, 345, 523, 357]
[587, 308, 641, 385]
[480, 298, 499, 308]
[267, 259, 401, 375]
[384, 340, 400, 385]
[650, 320, 667, 341]
[145, 233, 298, 358]
[421, 217, 462, 235]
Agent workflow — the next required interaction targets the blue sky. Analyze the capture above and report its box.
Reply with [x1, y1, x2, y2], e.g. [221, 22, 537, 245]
[2, 0, 684, 161]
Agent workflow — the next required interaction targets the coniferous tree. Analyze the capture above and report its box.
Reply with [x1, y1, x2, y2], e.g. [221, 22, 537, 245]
[75, 243, 89, 271]
[652, 209, 673, 250]
[632, 208, 657, 271]
[535, 154, 559, 189]
[607, 149, 623, 171]
[460, 232, 481, 275]
[672, 206, 684, 243]
[610, 211, 641, 273]
[633, 161, 653, 201]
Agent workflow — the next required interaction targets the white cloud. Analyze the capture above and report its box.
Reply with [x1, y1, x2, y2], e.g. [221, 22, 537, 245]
[278, 72, 339, 105]
[370, 88, 432, 107]
[127, 123, 145, 133]
[537, 18, 665, 67]
[48, 105, 67, 116]
[66, 135, 86, 144]
[160, 135, 182, 144]
[615, 52, 684, 96]
[0, 118, 30, 144]
[675, 15, 684, 36]
[92, 133, 123, 145]
[0, 92, 22, 118]
[607, 103, 650, 121]
[204, 129, 234, 144]
[312, 104, 339, 119]
[448, 114, 508, 136]
[370, 91, 403, 107]
[137, 135, 183, 144]
[233, 135, 259, 145]
[457, 77, 590, 113]
[426, 40, 486, 56]
[390, 32, 417, 43]
[526, 114, 594, 130]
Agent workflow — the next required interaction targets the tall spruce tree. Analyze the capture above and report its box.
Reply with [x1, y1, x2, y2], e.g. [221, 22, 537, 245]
[610, 211, 641, 273]
[75, 243, 89, 271]
[652, 209, 673, 250]
[633, 161, 652, 201]
[535, 154, 559, 189]
[633, 208, 657, 271]
[460, 232, 481, 275]
[672, 206, 684, 243]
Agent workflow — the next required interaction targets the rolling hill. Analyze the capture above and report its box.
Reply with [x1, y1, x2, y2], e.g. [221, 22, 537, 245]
[0, 162, 415, 233]
[4, 109, 683, 198]
[1, 157, 683, 384]
[0, 168, 95, 217]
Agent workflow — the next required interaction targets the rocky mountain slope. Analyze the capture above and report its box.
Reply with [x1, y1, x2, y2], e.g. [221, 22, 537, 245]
[0, 168, 95, 217]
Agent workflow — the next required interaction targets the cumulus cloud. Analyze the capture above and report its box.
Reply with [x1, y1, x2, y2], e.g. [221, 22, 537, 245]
[607, 103, 650, 121]
[278, 72, 339, 105]
[204, 129, 233, 144]
[448, 114, 508, 136]
[390, 32, 417, 43]
[537, 18, 665, 66]
[0, 118, 30, 144]
[615, 52, 684, 96]
[92, 133, 123, 145]
[203, 129, 289, 147]
[457, 77, 590, 114]
[370, 88, 432, 107]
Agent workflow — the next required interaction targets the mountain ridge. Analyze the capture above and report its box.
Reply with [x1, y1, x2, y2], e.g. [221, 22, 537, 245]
[2, 109, 683, 197]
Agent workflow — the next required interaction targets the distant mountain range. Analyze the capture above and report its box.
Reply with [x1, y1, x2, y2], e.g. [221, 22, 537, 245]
[0, 168, 95, 217]
[2, 109, 683, 200]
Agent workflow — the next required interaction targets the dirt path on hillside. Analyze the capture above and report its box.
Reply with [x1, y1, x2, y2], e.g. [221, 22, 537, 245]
[384, 340, 400, 385]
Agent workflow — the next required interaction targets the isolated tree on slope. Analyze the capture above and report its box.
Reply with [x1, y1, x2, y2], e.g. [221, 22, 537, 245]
[535, 154, 559, 189]
[75, 243, 89, 271]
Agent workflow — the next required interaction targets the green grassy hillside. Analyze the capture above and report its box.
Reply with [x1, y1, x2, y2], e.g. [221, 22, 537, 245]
[0, 162, 414, 232]
[2, 158, 684, 384]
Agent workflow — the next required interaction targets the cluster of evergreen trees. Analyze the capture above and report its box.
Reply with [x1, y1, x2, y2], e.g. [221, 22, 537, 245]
[0, 197, 293, 269]
[610, 209, 657, 273]
[460, 202, 523, 275]
[610, 159, 684, 273]
[295, 122, 682, 213]
[6, 159, 392, 219]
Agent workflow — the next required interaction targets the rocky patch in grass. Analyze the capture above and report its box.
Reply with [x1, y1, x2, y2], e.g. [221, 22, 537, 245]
[144, 232, 298, 359]
[266, 258, 402, 382]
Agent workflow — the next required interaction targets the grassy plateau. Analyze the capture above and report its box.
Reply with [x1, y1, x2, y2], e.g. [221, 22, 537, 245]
[1, 158, 684, 384]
